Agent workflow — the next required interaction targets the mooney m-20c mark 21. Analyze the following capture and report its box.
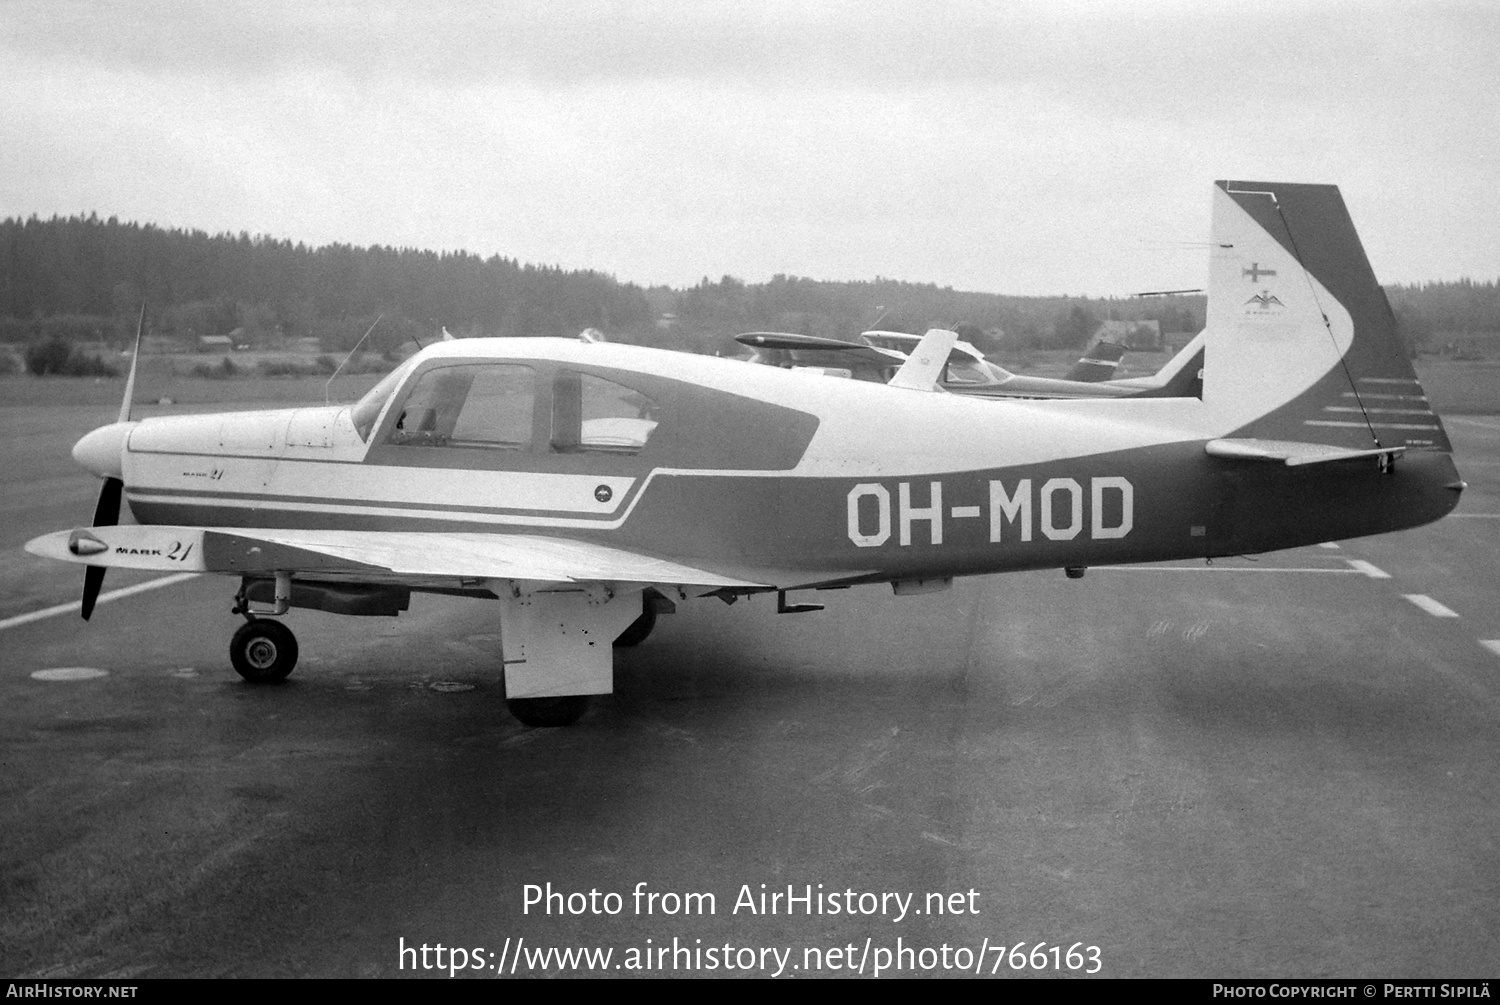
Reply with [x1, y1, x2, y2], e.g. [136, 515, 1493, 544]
[27, 182, 1463, 726]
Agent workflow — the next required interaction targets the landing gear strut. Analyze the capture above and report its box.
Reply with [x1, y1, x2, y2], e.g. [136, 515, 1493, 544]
[613, 587, 668, 647]
[230, 619, 299, 683]
[613, 608, 656, 647]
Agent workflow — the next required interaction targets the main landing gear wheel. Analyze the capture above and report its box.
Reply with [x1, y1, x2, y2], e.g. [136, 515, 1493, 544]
[230, 619, 299, 683]
[506, 695, 590, 728]
[613, 607, 657, 648]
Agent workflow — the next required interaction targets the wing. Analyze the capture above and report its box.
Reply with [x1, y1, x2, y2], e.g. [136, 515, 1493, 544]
[24, 525, 768, 589]
[734, 331, 904, 367]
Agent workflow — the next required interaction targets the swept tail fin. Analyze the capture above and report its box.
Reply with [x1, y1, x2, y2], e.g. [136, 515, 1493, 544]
[1066, 340, 1127, 382]
[888, 329, 958, 391]
[1203, 181, 1450, 453]
[1109, 329, 1204, 398]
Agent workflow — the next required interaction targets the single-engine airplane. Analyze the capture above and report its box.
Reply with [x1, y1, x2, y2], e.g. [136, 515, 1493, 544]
[27, 182, 1462, 727]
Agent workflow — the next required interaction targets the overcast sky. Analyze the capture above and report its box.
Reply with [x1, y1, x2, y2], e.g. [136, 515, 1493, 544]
[2, 0, 1495, 296]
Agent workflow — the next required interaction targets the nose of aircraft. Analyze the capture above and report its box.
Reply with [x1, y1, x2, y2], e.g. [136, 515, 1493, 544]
[72, 421, 135, 479]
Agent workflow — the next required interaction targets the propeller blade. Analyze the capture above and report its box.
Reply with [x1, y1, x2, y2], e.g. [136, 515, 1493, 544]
[81, 565, 106, 621]
[79, 303, 141, 622]
[118, 302, 144, 424]
[92, 475, 123, 527]
[80, 476, 124, 619]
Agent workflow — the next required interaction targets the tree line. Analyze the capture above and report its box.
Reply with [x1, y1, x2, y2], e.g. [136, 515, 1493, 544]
[1, 214, 1492, 365]
[0, 214, 656, 352]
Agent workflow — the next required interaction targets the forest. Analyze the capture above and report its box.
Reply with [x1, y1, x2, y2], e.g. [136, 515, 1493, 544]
[2, 214, 1494, 370]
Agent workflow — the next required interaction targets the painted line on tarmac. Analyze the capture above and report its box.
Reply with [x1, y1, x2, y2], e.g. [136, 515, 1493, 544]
[1448, 417, 1500, 431]
[1344, 559, 1392, 579]
[1101, 566, 1367, 574]
[1449, 513, 1500, 519]
[1402, 594, 1460, 618]
[1482, 641, 1500, 658]
[0, 573, 200, 632]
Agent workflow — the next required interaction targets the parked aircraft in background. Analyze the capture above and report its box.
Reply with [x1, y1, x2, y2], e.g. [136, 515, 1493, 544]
[28, 182, 1461, 727]
[736, 328, 1204, 400]
[859, 329, 1132, 383]
[1064, 340, 1128, 382]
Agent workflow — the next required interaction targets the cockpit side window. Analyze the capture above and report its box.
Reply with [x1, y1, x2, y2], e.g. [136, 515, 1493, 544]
[386, 363, 535, 449]
[551, 371, 658, 454]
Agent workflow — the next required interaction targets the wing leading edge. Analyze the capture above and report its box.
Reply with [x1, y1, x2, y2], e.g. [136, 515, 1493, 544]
[24, 525, 768, 589]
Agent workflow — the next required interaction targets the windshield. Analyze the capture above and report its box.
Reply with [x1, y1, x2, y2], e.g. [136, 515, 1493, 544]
[351, 357, 420, 441]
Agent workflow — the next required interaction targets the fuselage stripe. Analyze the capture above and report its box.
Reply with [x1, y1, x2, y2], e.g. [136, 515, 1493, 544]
[126, 485, 628, 520]
[1320, 407, 1435, 416]
[1302, 420, 1442, 431]
[127, 494, 633, 530]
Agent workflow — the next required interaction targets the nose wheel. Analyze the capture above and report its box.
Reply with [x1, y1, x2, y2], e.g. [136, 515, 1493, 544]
[230, 619, 299, 683]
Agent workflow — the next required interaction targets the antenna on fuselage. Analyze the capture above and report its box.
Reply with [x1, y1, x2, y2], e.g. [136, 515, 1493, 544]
[325, 314, 383, 405]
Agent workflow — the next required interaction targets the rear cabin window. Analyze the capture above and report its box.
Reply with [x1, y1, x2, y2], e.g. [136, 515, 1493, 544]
[386, 364, 535, 449]
[944, 358, 993, 384]
[551, 371, 658, 454]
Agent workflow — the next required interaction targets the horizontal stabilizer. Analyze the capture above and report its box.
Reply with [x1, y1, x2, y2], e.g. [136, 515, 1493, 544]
[1205, 437, 1407, 467]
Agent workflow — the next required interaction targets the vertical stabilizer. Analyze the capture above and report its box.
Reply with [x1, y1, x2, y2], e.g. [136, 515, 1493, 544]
[1204, 182, 1450, 452]
[888, 329, 958, 391]
[1066, 340, 1127, 382]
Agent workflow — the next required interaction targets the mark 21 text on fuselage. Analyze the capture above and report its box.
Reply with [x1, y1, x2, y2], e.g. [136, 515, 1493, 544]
[846, 476, 1134, 548]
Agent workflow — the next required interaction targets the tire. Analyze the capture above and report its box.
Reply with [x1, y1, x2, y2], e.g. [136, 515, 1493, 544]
[613, 607, 657, 648]
[230, 619, 299, 683]
[506, 695, 589, 728]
